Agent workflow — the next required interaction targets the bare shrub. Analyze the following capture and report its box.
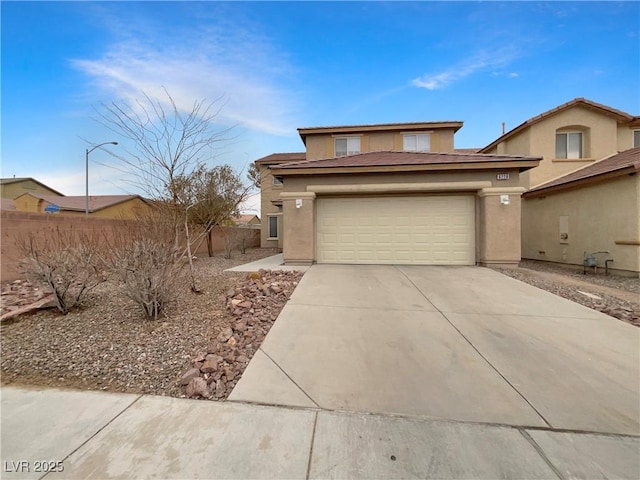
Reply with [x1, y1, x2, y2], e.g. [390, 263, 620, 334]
[17, 227, 106, 314]
[107, 211, 186, 320]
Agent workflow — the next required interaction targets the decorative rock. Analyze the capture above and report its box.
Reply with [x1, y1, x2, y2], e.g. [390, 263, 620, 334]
[179, 367, 201, 386]
[238, 300, 252, 309]
[201, 355, 222, 373]
[217, 326, 233, 343]
[186, 377, 210, 398]
[227, 336, 237, 346]
[236, 354, 249, 364]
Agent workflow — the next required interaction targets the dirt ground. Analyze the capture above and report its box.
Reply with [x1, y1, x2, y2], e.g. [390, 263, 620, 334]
[492, 260, 639, 326]
[0, 248, 298, 398]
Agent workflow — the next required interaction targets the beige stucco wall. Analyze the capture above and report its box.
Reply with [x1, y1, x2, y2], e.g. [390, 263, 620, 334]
[477, 191, 522, 265]
[283, 169, 522, 192]
[13, 194, 151, 219]
[279, 169, 526, 266]
[522, 175, 640, 276]
[492, 106, 637, 189]
[1, 180, 62, 199]
[258, 164, 284, 249]
[304, 129, 457, 161]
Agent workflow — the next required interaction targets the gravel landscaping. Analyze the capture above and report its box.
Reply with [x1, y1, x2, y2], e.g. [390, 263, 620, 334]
[0, 248, 304, 400]
[492, 260, 639, 326]
[2, 255, 637, 400]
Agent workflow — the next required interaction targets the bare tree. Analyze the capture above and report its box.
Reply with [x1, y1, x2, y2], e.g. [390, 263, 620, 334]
[247, 162, 261, 190]
[95, 87, 232, 203]
[94, 88, 250, 291]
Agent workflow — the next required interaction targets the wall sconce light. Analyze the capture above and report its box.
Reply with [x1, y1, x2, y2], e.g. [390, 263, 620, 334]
[295, 198, 303, 209]
[500, 195, 510, 205]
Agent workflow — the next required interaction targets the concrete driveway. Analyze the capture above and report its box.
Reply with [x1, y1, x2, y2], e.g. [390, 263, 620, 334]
[230, 265, 640, 436]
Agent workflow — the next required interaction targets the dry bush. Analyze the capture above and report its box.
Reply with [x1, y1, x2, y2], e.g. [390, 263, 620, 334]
[107, 210, 187, 320]
[17, 226, 107, 314]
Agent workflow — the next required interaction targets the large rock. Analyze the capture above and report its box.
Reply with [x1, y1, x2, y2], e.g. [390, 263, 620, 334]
[201, 354, 222, 373]
[185, 377, 210, 399]
[216, 326, 233, 343]
[179, 367, 201, 386]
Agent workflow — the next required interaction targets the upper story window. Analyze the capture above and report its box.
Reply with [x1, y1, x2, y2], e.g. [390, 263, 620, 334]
[403, 134, 431, 152]
[335, 137, 361, 157]
[555, 131, 583, 159]
[634, 130, 640, 148]
[272, 175, 283, 186]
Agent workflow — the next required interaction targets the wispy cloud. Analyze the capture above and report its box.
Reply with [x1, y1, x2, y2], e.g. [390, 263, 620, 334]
[412, 49, 520, 90]
[71, 16, 300, 137]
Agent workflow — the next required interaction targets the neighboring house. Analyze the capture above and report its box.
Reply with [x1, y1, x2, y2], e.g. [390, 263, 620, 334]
[255, 119, 541, 266]
[480, 98, 639, 276]
[0, 177, 65, 199]
[232, 214, 261, 228]
[255, 152, 307, 250]
[522, 148, 640, 277]
[479, 98, 639, 189]
[1, 198, 17, 211]
[13, 193, 153, 219]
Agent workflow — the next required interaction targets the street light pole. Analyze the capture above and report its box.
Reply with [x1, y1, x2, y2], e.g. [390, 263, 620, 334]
[85, 141, 118, 216]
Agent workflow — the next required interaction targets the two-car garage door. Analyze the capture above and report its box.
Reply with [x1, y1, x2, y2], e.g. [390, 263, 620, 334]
[316, 196, 475, 265]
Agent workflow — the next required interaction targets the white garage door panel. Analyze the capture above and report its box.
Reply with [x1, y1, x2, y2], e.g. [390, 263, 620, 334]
[316, 196, 475, 265]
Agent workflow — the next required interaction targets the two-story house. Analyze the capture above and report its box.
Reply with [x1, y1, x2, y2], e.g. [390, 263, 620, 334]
[255, 121, 541, 267]
[479, 98, 640, 276]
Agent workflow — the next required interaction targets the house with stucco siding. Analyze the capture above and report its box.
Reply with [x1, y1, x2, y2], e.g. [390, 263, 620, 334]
[480, 98, 639, 277]
[256, 120, 540, 267]
[13, 192, 153, 219]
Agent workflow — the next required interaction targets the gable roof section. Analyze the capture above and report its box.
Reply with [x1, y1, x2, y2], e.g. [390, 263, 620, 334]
[255, 152, 306, 165]
[480, 98, 634, 153]
[0, 177, 65, 197]
[16, 193, 150, 212]
[297, 121, 463, 145]
[524, 147, 640, 197]
[272, 151, 540, 174]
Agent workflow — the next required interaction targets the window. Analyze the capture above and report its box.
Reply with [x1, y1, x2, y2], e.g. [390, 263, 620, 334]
[634, 130, 640, 148]
[335, 137, 360, 157]
[403, 134, 431, 152]
[267, 215, 278, 239]
[556, 132, 583, 159]
[272, 175, 283, 186]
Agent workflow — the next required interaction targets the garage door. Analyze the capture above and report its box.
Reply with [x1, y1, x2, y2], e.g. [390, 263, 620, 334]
[316, 196, 475, 265]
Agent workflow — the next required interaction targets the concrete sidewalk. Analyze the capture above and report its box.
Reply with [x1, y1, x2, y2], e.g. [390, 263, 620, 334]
[2, 385, 638, 479]
[225, 254, 310, 273]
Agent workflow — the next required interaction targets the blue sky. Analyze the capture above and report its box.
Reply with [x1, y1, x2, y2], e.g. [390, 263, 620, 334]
[2, 1, 639, 213]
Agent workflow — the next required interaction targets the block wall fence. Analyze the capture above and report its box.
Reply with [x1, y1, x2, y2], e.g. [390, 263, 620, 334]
[0, 211, 259, 282]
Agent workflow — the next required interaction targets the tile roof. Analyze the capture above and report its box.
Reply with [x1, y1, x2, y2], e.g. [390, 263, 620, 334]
[273, 150, 541, 171]
[17, 193, 148, 212]
[233, 214, 260, 224]
[297, 121, 464, 144]
[480, 98, 634, 153]
[454, 148, 481, 154]
[297, 120, 464, 132]
[255, 152, 306, 165]
[526, 147, 640, 195]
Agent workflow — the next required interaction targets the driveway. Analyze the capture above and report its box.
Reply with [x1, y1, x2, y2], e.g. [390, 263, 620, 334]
[229, 265, 640, 436]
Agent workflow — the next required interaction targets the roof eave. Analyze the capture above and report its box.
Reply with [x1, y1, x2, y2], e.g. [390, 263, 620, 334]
[524, 165, 639, 198]
[272, 160, 540, 176]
